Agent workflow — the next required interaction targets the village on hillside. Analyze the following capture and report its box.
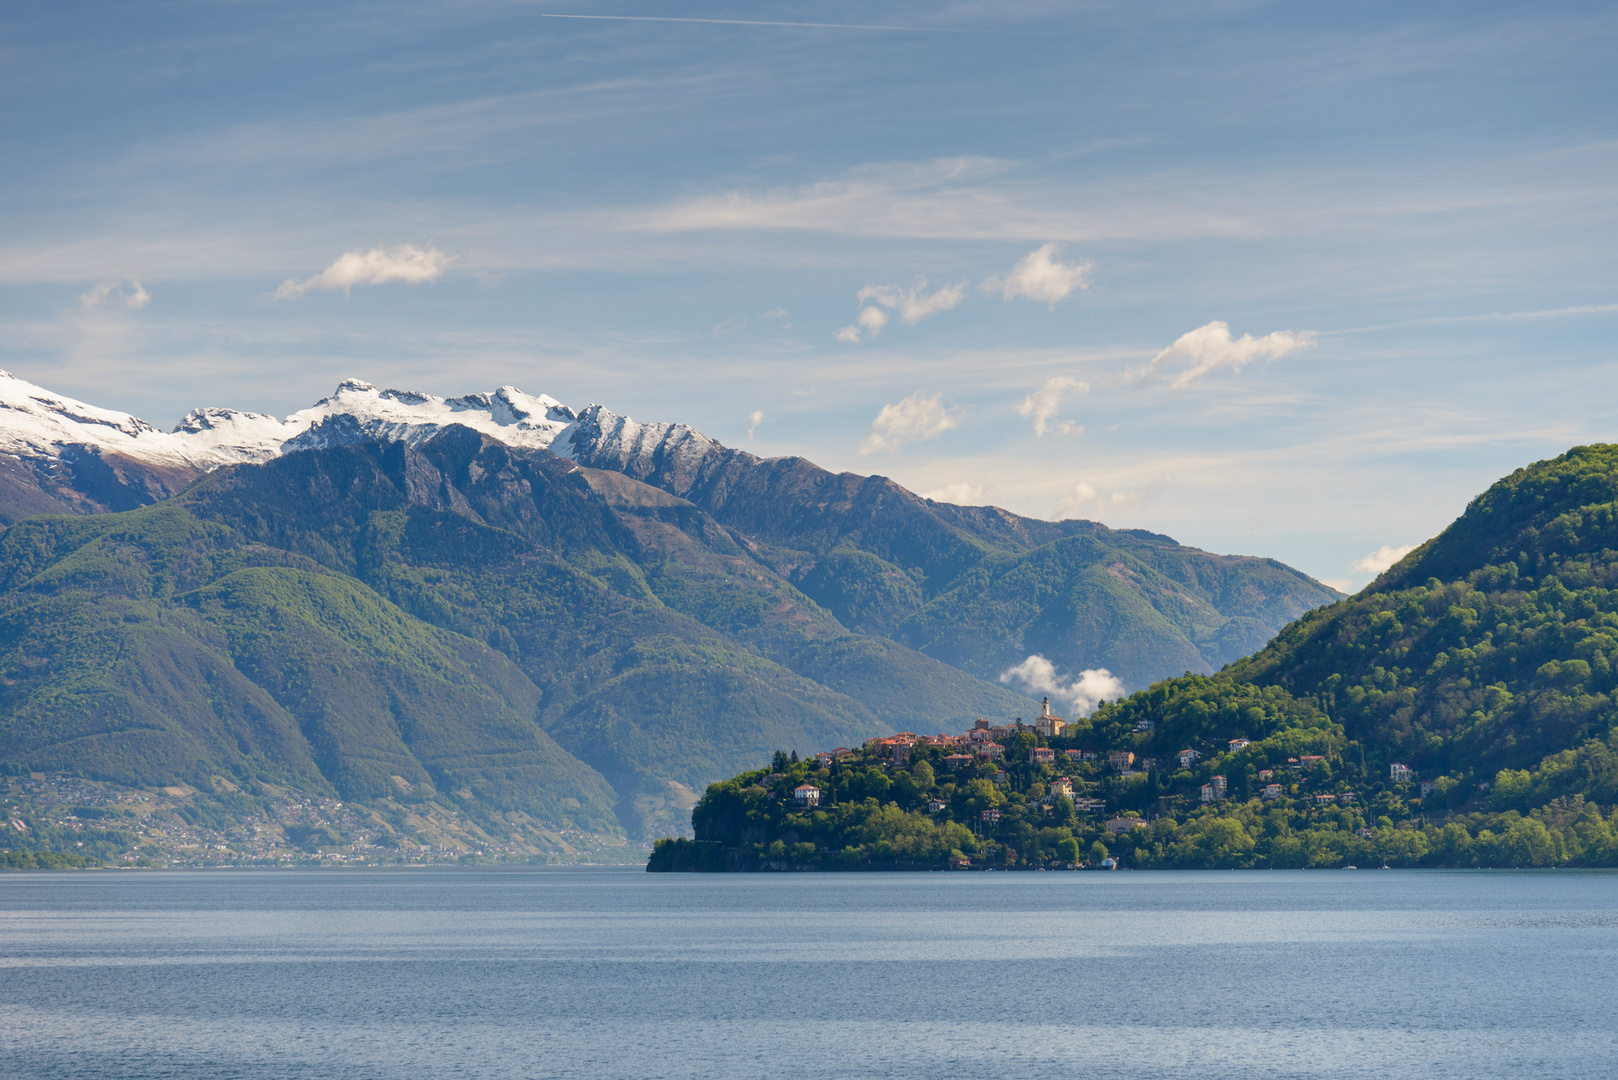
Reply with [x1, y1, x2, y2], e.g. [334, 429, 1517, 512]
[649, 695, 1469, 872]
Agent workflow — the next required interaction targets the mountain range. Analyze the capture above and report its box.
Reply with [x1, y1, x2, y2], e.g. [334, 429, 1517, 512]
[0, 371, 1338, 847]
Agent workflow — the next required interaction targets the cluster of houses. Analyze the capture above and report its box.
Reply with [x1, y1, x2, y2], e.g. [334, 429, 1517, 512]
[784, 699, 1428, 817]
[789, 699, 1113, 821]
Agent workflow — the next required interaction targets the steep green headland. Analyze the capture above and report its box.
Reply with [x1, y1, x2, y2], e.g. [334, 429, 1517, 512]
[654, 445, 1618, 870]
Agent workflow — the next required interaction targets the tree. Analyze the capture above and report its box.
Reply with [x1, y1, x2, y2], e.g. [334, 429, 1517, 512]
[1090, 839, 1109, 864]
[1495, 817, 1556, 867]
[1057, 837, 1082, 864]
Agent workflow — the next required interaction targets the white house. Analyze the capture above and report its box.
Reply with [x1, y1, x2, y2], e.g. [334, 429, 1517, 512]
[1390, 763, 1413, 783]
[1179, 748, 1201, 769]
[793, 784, 821, 808]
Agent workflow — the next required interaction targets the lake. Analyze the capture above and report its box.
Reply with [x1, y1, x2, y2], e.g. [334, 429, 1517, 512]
[1, 867, 1614, 1079]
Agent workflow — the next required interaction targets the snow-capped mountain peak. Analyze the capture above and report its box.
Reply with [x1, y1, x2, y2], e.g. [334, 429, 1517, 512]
[0, 369, 216, 469]
[282, 380, 576, 454]
[0, 371, 585, 475]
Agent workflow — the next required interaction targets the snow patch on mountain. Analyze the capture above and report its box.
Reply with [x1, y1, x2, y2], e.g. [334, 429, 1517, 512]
[0, 371, 580, 472]
[554, 404, 733, 495]
[282, 380, 576, 454]
[0, 369, 248, 469]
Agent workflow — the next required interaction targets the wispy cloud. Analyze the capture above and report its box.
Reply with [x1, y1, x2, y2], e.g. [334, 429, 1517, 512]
[746, 409, 764, 438]
[921, 481, 984, 505]
[1052, 475, 1168, 518]
[274, 245, 451, 300]
[1016, 375, 1089, 436]
[530, 13, 990, 33]
[836, 305, 891, 343]
[857, 280, 965, 325]
[1055, 481, 1100, 519]
[1136, 320, 1315, 389]
[839, 279, 964, 342]
[647, 157, 1036, 238]
[985, 243, 1092, 307]
[999, 654, 1124, 716]
[1351, 543, 1416, 575]
[78, 279, 150, 311]
[859, 391, 959, 454]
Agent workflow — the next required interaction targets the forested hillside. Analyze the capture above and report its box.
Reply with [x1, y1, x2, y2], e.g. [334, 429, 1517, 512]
[656, 445, 1618, 870]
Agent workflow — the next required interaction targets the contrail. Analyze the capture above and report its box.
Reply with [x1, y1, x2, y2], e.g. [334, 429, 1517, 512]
[532, 13, 992, 33]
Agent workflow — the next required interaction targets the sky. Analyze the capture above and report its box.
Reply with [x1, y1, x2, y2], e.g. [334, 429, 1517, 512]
[2, 1, 1615, 591]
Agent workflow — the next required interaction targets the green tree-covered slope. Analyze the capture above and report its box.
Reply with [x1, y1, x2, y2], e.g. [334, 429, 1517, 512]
[0, 504, 622, 834]
[170, 432, 1033, 827]
[655, 445, 1618, 870]
[1228, 443, 1618, 782]
[0, 431, 1042, 842]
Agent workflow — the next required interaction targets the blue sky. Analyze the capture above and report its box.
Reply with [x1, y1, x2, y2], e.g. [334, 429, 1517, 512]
[2, 1, 1615, 590]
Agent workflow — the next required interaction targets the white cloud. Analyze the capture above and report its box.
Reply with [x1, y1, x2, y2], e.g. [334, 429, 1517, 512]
[987, 243, 1092, 307]
[1138, 320, 1314, 389]
[746, 410, 764, 438]
[921, 481, 984, 505]
[1320, 578, 1355, 594]
[1016, 375, 1089, 437]
[859, 391, 959, 455]
[1055, 481, 1099, 518]
[857, 280, 965, 325]
[274, 244, 452, 300]
[839, 280, 962, 342]
[1351, 544, 1416, 575]
[999, 654, 1124, 717]
[78, 279, 150, 310]
[836, 304, 892, 343]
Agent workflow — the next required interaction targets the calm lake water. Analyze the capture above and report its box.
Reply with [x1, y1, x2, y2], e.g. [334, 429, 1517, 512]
[1, 867, 1615, 1079]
